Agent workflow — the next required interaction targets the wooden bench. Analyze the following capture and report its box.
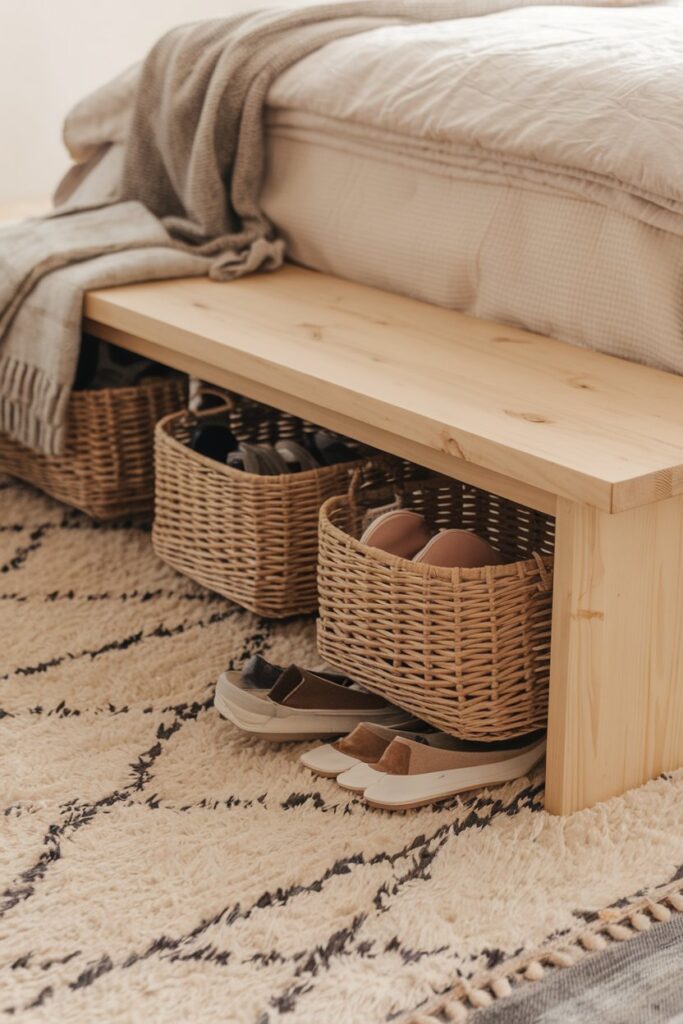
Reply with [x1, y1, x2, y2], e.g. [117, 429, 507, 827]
[84, 265, 683, 815]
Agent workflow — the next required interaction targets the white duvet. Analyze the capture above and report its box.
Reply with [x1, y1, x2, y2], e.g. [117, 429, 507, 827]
[268, 2, 683, 237]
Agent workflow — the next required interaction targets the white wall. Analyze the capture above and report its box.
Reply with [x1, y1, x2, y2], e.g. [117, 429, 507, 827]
[0, 0, 305, 203]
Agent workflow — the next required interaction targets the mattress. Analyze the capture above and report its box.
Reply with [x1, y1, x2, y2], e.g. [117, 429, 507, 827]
[262, 3, 683, 374]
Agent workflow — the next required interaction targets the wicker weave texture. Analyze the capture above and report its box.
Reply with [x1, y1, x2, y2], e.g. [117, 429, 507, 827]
[152, 401, 365, 618]
[317, 475, 555, 740]
[0, 377, 187, 520]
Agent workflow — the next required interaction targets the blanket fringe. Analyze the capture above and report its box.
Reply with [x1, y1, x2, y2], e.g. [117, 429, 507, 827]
[0, 354, 69, 455]
[411, 878, 683, 1023]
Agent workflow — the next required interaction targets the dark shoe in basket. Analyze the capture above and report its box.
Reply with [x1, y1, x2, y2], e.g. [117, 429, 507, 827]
[189, 424, 358, 474]
[227, 443, 291, 474]
[74, 337, 158, 391]
[189, 420, 239, 463]
[275, 440, 320, 472]
[307, 429, 362, 466]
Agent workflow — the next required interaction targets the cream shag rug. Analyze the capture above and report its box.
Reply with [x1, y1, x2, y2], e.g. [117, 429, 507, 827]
[2, 476, 683, 1024]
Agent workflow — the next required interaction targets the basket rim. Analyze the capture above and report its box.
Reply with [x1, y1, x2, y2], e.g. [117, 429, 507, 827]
[319, 491, 554, 584]
[70, 375, 185, 403]
[155, 409, 367, 485]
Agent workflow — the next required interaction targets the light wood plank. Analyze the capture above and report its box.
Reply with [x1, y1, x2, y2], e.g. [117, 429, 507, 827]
[85, 318, 557, 516]
[545, 495, 683, 813]
[84, 267, 683, 514]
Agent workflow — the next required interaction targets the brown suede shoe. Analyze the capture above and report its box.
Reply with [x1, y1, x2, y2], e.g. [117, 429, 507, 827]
[299, 721, 429, 778]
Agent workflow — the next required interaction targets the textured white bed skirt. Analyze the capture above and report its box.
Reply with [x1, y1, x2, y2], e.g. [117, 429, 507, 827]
[262, 115, 683, 375]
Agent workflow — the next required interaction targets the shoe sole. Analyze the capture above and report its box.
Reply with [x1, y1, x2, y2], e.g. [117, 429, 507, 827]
[364, 783, 477, 810]
[336, 778, 368, 793]
[305, 766, 344, 778]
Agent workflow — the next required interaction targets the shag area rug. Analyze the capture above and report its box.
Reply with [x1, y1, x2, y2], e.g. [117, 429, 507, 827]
[2, 476, 683, 1024]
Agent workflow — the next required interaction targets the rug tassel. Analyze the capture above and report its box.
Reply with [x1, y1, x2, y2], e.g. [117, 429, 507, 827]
[547, 950, 575, 968]
[667, 892, 683, 913]
[417, 886, 683, 1023]
[440, 998, 469, 1023]
[607, 923, 632, 941]
[650, 902, 672, 923]
[580, 931, 607, 951]
[468, 987, 493, 1010]
[491, 977, 513, 999]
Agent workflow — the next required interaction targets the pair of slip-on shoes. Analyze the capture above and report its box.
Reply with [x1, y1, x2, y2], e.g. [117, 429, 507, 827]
[214, 656, 416, 741]
[190, 421, 362, 473]
[190, 430, 322, 474]
[301, 723, 546, 809]
[360, 508, 503, 568]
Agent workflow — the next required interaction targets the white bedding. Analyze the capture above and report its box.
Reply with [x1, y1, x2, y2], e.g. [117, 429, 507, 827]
[262, 2, 683, 372]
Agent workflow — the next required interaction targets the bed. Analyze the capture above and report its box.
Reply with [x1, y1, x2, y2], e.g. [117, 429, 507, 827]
[262, 2, 683, 374]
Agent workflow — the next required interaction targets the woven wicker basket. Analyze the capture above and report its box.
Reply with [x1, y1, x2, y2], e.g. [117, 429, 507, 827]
[317, 474, 555, 740]
[152, 397, 370, 618]
[0, 377, 187, 520]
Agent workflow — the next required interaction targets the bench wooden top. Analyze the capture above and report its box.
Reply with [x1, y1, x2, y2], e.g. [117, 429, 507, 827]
[84, 265, 683, 515]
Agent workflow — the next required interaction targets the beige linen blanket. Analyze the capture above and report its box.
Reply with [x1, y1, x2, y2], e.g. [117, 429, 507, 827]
[0, 0, 648, 454]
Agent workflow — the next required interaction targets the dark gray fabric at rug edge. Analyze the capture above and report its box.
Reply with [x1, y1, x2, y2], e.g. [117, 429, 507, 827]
[473, 910, 683, 1024]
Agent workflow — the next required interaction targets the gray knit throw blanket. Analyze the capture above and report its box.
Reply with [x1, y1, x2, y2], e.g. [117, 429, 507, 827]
[0, 0, 645, 454]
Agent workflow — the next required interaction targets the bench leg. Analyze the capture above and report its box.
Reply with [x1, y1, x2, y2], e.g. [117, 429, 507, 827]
[545, 495, 683, 814]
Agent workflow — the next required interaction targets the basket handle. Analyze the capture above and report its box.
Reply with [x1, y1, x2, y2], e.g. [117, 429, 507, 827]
[348, 467, 363, 505]
[348, 459, 399, 503]
[349, 452, 407, 493]
[348, 459, 407, 528]
[189, 382, 237, 416]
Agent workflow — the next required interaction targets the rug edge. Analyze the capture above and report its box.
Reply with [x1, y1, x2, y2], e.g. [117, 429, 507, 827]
[409, 875, 683, 1023]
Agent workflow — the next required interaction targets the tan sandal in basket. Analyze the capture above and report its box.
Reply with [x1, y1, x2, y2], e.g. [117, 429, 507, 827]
[360, 509, 432, 559]
[413, 529, 503, 568]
